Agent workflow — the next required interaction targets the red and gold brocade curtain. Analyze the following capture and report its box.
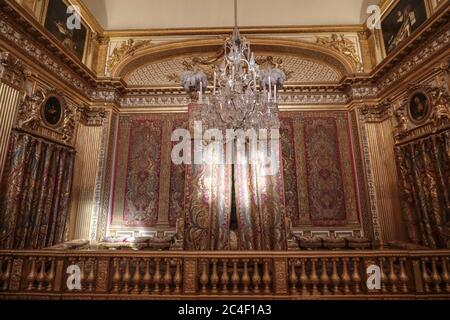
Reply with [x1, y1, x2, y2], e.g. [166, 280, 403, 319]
[184, 104, 287, 251]
[395, 130, 450, 248]
[0, 130, 75, 249]
[234, 137, 287, 250]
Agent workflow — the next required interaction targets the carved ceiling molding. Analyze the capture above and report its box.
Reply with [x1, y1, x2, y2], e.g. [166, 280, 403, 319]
[394, 83, 450, 144]
[316, 34, 363, 73]
[124, 52, 342, 87]
[106, 39, 153, 75]
[111, 38, 357, 80]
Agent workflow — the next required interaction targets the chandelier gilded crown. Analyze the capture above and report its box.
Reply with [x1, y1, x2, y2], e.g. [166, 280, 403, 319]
[182, 0, 286, 131]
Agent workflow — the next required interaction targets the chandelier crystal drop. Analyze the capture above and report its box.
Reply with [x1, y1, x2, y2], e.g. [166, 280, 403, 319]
[182, 0, 286, 131]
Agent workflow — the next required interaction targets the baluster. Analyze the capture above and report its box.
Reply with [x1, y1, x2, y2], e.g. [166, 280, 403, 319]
[351, 258, 361, 294]
[153, 258, 161, 294]
[200, 259, 209, 294]
[421, 258, 431, 293]
[79, 258, 86, 291]
[36, 258, 46, 291]
[252, 259, 261, 294]
[231, 259, 240, 294]
[163, 259, 173, 294]
[262, 260, 271, 294]
[123, 258, 131, 293]
[320, 258, 330, 295]
[88, 258, 96, 292]
[27, 257, 37, 291]
[331, 258, 341, 295]
[1, 258, 11, 291]
[290, 260, 298, 295]
[341, 258, 351, 295]
[388, 258, 399, 293]
[310, 259, 319, 295]
[143, 259, 152, 294]
[210, 259, 219, 294]
[0, 257, 4, 289]
[174, 259, 182, 294]
[299, 259, 309, 295]
[112, 258, 121, 293]
[242, 260, 250, 294]
[132, 258, 142, 294]
[398, 258, 408, 294]
[221, 259, 229, 294]
[46, 258, 56, 292]
[431, 257, 442, 293]
[380, 258, 388, 293]
[441, 257, 450, 293]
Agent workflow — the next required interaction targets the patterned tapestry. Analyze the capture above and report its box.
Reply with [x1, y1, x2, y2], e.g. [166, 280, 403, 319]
[280, 112, 362, 228]
[111, 114, 188, 228]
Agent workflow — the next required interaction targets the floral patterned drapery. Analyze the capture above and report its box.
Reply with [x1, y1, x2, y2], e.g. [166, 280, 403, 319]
[395, 129, 450, 248]
[0, 130, 75, 249]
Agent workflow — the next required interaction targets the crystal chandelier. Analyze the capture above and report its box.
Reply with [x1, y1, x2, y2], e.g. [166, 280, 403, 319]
[182, 0, 286, 131]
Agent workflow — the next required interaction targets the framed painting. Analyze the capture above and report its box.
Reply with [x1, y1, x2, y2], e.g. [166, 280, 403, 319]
[407, 89, 432, 124]
[44, 0, 88, 60]
[381, 0, 429, 55]
[41, 95, 65, 128]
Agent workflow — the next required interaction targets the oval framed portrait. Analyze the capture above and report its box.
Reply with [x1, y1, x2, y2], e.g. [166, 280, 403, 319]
[41, 95, 64, 128]
[407, 90, 432, 125]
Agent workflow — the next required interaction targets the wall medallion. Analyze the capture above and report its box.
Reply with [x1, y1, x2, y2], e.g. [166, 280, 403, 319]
[41, 95, 65, 128]
[407, 89, 431, 124]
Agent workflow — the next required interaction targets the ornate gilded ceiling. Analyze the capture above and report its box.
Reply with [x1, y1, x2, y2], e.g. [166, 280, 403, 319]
[124, 53, 342, 87]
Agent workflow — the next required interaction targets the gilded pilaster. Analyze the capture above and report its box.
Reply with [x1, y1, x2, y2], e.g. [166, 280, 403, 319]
[0, 50, 25, 181]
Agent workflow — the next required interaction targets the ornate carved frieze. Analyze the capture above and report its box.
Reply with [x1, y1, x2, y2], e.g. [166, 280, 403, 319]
[348, 85, 380, 100]
[316, 34, 364, 73]
[360, 99, 393, 123]
[0, 50, 26, 89]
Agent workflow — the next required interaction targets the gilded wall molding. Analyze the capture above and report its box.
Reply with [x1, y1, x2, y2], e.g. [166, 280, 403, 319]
[106, 39, 153, 75]
[78, 106, 107, 127]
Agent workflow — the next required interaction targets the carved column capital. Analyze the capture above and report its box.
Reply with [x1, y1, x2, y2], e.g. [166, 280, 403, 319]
[0, 50, 26, 89]
[78, 106, 107, 126]
[360, 99, 393, 123]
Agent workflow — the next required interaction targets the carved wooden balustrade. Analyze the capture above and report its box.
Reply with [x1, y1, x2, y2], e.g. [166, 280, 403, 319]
[0, 250, 449, 299]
